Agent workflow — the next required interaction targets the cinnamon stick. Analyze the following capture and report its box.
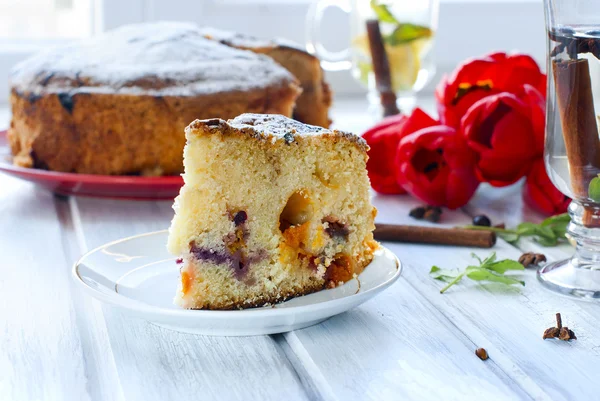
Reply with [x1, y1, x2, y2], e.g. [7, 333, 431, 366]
[553, 59, 600, 197]
[553, 59, 600, 227]
[365, 19, 400, 117]
[374, 224, 496, 248]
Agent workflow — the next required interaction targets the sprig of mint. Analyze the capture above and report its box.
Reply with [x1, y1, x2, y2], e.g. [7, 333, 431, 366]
[370, 0, 399, 24]
[369, 0, 433, 45]
[430, 252, 525, 294]
[386, 24, 433, 45]
[463, 213, 570, 246]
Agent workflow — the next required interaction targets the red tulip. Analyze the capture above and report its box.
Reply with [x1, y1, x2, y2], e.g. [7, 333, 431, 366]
[461, 85, 545, 187]
[362, 113, 407, 138]
[436, 52, 546, 128]
[523, 159, 570, 215]
[395, 125, 480, 209]
[363, 108, 438, 194]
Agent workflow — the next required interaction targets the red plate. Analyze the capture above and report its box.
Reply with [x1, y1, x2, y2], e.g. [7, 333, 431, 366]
[0, 130, 183, 199]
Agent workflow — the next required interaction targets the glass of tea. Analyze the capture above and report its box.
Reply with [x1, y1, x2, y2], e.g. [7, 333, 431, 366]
[306, 0, 439, 113]
[541, 0, 600, 297]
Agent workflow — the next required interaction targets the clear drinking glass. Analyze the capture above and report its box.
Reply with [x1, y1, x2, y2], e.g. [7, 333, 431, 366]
[306, 0, 439, 112]
[541, 0, 600, 297]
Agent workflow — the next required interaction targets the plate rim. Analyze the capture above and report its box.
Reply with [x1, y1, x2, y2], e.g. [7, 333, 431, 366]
[0, 129, 183, 185]
[72, 229, 402, 317]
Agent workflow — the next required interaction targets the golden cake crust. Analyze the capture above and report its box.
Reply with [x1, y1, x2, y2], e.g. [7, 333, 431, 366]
[8, 22, 301, 175]
[187, 114, 368, 152]
[201, 28, 332, 128]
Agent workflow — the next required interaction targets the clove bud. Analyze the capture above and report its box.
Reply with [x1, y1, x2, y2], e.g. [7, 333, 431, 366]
[519, 252, 547, 268]
[543, 313, 577, 341]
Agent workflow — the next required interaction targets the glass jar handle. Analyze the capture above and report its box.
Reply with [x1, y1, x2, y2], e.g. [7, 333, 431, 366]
[305, 0, 352, 71]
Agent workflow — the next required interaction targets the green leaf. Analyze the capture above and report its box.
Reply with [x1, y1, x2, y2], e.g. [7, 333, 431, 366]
[479, 252, 497, 268]
[541, 213, 569, 240]
[535, 225, 556, 240]
[485, 260, 525, 274]
[550, 224, 568, 239]
[535, 236, 559, 247]
[429, 266, 460, 282]
[517, 223, 558, 245]
[516, 222, 539, 236]
[432, 252, 526, 293]
[589, 176, 600, 202]
[463, 214, 570, 247]
[498, 232, 520, 243]
[465, 266, 525, 287]
[541, 213, 570, 227]
[370, 0, 399, 24]
[470, 253, 483, 265]
[386, 23, 433, 45]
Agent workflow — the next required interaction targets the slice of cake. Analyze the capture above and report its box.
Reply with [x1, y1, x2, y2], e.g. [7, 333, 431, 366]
[167, 114, 378, 309]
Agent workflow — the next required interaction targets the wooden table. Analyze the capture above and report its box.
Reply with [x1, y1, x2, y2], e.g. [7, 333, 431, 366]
[1, 100, 599, 401]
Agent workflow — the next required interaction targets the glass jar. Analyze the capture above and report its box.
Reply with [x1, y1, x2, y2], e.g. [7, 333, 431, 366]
[306, 0, 439, 113]
[541, 0, 600, 297]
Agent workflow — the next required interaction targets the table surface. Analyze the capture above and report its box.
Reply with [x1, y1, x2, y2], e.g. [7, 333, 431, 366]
[1, 99, 598, 401]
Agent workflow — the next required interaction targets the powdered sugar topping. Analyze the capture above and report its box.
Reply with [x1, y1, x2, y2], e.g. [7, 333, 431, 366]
[10, 22, 297, 97]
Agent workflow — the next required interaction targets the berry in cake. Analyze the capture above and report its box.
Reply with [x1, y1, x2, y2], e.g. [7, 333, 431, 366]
[167, 114, 378, 309]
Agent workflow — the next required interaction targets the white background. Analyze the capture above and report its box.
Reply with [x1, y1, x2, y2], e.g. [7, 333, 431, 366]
[0, 0, 546, 105]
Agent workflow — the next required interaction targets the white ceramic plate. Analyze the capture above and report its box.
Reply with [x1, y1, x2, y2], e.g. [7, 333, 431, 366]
[72, 230, 402, 336]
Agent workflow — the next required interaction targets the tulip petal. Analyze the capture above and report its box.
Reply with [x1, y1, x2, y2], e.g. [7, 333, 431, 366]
[437, 51, 545, 130]
[395, 126, 479, 208]
[523, 159, 570, 215]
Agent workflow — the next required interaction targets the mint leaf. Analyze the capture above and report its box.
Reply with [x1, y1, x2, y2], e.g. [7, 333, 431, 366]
[430, 266, 460, 282]
[386, 23, 433, 45]
[485, 260, 525, 274]
[535, 236, 559, 247]
[479, 252, 497, 268]
[498, 232, 520, 243]
[541, 213, 569, 239]
[463, 213, 570, 247]
[541, 213, 570, 227]
[470, 252, 483, 265]
[370, 0, 399, 24]
[431, 253, 526, 293]
[465, 266, 525, 287]
[516, 222, 539, 236]
[589, 175, 600, 202]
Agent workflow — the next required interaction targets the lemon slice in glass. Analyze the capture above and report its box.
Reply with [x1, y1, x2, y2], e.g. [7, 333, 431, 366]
[386, 41, 420, 92]
[352, 34, 421, 92]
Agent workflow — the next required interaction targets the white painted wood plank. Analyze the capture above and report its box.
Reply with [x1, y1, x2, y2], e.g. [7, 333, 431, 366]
[0, 176, 90, 401]
[374, 194, 600, 401]
[56, 197, 126, 401]
[70, 197, 310, 401]
[285, 279, 527, 401]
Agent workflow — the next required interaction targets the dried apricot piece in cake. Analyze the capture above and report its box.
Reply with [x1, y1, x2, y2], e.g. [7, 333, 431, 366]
[167, 114, 378, 310]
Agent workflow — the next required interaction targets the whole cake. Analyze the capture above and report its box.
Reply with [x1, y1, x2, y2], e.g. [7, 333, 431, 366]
[167, 114, 378, 309]
[8, 22, 331, 175]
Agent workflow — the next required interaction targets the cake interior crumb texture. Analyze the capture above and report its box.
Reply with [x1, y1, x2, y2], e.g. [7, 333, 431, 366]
[167, 114, 378, 310]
